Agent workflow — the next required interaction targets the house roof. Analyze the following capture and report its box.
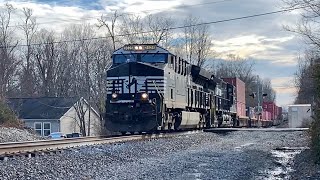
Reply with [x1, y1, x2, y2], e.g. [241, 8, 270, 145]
[7, 97, 79, 119]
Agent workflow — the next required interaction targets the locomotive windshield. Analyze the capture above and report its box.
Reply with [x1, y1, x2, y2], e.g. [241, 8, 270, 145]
[113, 53, 167, 64]
[141, 54, 166, 63]
[114, 54, 137, 63]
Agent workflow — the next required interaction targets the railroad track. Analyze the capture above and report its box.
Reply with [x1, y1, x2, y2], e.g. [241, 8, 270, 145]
[0, 130, 202, 160]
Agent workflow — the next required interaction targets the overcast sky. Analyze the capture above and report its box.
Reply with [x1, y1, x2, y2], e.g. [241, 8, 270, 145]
[1, 0, 304, 107]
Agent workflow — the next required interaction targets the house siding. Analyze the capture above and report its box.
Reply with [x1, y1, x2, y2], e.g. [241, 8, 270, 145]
[60, 103, 101, 136]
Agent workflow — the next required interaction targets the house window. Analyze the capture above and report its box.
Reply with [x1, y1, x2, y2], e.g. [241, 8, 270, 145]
[34, 122, 42, 136]
[43, 122, 51, 136]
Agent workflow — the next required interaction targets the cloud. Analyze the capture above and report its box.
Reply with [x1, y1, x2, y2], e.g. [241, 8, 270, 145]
[271, 76, 295, 87]
[270, 76, 297, 106]
[1, 1, 104, 32]
[273, 87, 296, 94]
[211, 34, 302, 66]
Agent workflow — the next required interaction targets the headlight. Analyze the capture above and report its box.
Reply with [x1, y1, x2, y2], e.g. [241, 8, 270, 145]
[112, 93, 118, 99]
[141, 92, 148, 100]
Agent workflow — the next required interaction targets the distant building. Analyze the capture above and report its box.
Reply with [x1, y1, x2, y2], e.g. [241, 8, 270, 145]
[288, 104, 312, 128]
[7, 97, 101, 136]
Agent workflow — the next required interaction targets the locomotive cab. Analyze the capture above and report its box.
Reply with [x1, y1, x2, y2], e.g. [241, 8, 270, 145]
[105, 44, 170, 133]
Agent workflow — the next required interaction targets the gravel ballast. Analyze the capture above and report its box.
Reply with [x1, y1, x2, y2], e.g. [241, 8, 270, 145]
[0, 127, 43, 143]
[0, 130, 310, 179]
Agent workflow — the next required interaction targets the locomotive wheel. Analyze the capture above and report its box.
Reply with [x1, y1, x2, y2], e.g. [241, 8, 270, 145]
[174, 112, 182, 130]
[217, 117, 223, 128]
[205, 114, 211, 128]
[168, 122, 172, 131]
[121, 132, 126, 135]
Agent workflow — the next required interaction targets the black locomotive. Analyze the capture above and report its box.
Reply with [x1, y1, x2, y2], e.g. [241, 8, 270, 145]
[105, 44, 236, 134]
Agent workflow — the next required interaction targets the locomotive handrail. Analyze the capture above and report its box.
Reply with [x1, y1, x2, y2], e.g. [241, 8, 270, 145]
[152, 80, 164, 98]
[152, 80, 166, 130]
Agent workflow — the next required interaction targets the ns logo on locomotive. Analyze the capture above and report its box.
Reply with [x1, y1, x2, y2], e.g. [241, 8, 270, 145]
[105, 44, 236, 134]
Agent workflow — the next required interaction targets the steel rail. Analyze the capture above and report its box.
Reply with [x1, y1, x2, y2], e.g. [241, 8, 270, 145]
[0, 130, 202, 157]
[0, 136, 101, 146]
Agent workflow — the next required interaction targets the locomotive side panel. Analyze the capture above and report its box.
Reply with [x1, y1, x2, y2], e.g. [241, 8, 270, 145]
[163, 56, 188, 109]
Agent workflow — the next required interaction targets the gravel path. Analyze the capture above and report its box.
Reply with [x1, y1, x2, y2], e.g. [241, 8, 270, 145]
[0, 127, 43, 143]
[0, 130, 309, 180]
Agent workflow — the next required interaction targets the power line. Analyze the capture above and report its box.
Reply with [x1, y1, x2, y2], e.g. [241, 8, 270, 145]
[0, 5, 305, 49]
[7, 0, 235, 28]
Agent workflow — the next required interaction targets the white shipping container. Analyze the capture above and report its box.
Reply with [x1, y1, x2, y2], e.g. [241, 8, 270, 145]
[288, 104, 312, 128]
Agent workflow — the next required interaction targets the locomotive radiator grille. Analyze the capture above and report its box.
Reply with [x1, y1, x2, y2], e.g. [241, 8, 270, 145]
[107, 76, 165, 94]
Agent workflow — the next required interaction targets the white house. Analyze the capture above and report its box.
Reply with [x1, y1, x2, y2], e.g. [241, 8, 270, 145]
[7, 97, 101, 136]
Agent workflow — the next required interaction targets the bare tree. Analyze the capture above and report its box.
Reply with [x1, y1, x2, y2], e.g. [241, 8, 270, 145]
[89, 39, 113, 132]
[282, 0, 320, 104]
[19, 7, 37, 96]
[73, 97, 88, 136]
[33, 29, 59, 96]
[215, 54, 256, 82]
[294, 49, 318, 104]
[183, 16, 197, 64]
[195, 24, 212, 67]
[261, 78, 276, 102]
[117, 13, 174, 46]
[145, 14, 173, 47]
[120, 14, 147, 44]
[182, 16, 213, 66]
[97, 11, 121, 51]
[283, 0, 320, 161]
[283, 0, 320, 48]
[0, 3, 19, 99]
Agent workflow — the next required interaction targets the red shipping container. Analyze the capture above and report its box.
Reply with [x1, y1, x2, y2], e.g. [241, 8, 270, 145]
[261, 111, 271, 121]
[278, 107, 282, 119]
[222, 78, 246, 117]
[266, 111, 271, 120]
[262, 111, 266, 120]
[263, 102, 277, 120]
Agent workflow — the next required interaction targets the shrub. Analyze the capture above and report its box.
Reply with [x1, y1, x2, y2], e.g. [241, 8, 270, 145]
[310, 111, 320, 163]
[0, 100, 21, 127]
[310, 64, 320, 163]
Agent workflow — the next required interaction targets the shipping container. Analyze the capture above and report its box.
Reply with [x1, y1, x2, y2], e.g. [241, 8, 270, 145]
[275, 105, 278, 119]
[278, 107, 283, 119]
[222, 78, 246, 117]
[288, 104, 312, 128]
[262, 101, 276, 120]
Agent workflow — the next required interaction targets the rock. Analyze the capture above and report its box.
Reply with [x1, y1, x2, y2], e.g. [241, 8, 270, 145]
[0, 131, 311, 179]
[0, 127, 43, 143]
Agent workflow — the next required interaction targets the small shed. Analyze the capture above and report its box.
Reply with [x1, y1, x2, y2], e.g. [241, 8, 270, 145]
[288, 104, 312, 128]
[7, 97, 101, 136]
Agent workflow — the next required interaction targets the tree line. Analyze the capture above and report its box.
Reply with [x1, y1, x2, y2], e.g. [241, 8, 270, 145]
[283, 0, 320, 162]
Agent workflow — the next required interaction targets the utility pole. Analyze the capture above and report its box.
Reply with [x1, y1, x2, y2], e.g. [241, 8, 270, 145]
[257, 75, 260, 107]
[256, 75, 261, 127]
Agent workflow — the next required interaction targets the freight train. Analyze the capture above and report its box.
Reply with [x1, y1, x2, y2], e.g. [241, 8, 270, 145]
[105, 44, 279, 134]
